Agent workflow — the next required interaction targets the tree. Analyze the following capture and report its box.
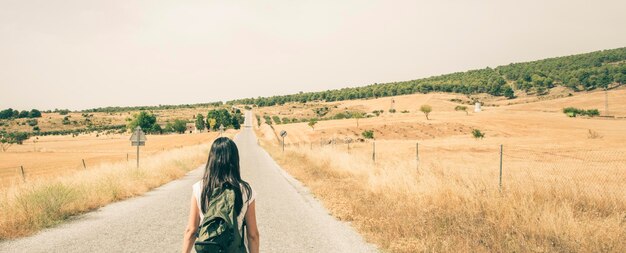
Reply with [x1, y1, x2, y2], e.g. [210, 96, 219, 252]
[206, 109, 233, 131]
[308, 118, 318, 131]
[29, 109, 42, 118]
[454, 105, 468, 115]
[0, 108, 14, 119]
[18, 110, 29, 118]
[353, 112, 364, 128]
[420, 105, 432, 120]
[127, 111, 159, 134]
[0, 131, 29, 152]
[195, 114, 205, 132]
[503, 86, 515, 99]
[207, 118, 217, 131]
[167, 119, 187, 134]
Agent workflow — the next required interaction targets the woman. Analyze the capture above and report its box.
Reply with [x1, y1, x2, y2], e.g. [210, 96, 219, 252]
[182, 137, 260, 253]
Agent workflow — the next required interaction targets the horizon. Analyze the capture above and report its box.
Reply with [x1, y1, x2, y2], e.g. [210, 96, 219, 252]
[2, 0, 626, 111]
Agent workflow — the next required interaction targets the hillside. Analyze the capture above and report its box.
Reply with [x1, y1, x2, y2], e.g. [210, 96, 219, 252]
[229, 47, 626, 106]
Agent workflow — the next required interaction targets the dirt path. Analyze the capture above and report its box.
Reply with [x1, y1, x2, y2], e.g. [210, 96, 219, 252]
[0, 111, 377, 253]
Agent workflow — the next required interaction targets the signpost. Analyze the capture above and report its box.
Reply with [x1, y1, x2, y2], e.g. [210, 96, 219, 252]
[280, 130, 287, 152]
[130, 126, 146, 168]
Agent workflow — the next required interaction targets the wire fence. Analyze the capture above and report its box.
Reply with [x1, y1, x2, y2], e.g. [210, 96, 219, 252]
[279, 138, 626, 199]
[0, 149, 166, 186]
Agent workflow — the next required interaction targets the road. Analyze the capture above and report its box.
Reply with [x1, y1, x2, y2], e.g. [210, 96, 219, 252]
[0, 111, 377, 253]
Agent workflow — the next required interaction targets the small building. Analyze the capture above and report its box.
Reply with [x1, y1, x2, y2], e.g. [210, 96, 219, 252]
[474, 102, 482, 113]
[186, 123, 196, 134]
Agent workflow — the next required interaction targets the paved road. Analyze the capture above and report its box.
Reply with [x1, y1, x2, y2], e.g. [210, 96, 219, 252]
[0, 111, 377, 253]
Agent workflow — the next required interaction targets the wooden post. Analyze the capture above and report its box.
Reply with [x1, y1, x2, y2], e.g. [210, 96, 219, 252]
[82, 159, 86, 169]
[127, 153, 129, 161]
[372, 141, 376, 162]
[416, 142, 419, 172]
[499, 144, 503, 191]
[137, 145, 140, 168]
[20, 166, 25, 182]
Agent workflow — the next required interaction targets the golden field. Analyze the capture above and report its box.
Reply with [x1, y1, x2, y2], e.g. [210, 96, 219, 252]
[0, 131, 235, 239]
[0, 131, 226, 187]
[254, 87, 626, 252]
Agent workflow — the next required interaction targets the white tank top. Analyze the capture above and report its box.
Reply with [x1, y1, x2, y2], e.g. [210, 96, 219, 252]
[192, 181, 256, 235]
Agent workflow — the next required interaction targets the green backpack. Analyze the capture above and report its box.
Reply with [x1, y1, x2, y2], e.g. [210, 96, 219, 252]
[195, 185, 247, 253]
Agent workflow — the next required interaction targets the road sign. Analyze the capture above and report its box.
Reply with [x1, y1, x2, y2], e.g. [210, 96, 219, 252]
[280, 130, 287, 138]
[129, 126, 147, 168]
[130, 126, 147, 146]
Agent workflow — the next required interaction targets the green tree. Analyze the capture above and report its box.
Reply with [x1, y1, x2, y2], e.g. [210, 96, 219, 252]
[353, 112, 364, 128]
[420, 105, 432, 120]
[195, 114, 206, 132]
[18, 110, 29, 118]
[0, 108, 15, 119]
[503, 86, 515, 99]
[206, 109, 233, 131]
[0, 131, 29, 151]
[308, 118, 318, 131]
[167, 119, 187, 134]
[127, 111, 159, 134]
[29, 109, 42, 118]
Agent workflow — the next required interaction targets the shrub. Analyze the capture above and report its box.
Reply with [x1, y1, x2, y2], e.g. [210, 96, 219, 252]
[361, 130, 374, 139]
[272, 115, 282, 125]
[27, 119, 38, 126]
[389, 109, 396, 113]
[454, 105, 468, 115]
[563, 107, 600, 117]
[472, 129, 485, 139]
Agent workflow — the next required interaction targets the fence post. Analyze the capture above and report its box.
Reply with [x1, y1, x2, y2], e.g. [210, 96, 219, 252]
[499, 144, 503, 191]
[127, 153, 129, 161]
[416, 142, 419, 172]
[372, 141, 376, 162]
[82, 159, 87, 169]
[20, 166, 25, 182]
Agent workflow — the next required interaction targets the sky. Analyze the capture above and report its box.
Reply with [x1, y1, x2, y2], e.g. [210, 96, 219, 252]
[1, 0, 625, 110]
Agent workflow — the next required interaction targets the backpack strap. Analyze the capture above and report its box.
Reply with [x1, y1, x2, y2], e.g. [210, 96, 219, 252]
[241, 220, 247, 247]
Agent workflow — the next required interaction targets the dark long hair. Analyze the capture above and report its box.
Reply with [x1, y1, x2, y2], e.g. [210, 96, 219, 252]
[200, 137, 252, 216]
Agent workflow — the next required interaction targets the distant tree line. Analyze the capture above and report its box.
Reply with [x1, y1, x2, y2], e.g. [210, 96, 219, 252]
[0, 108, 42, 119]
[227, 47, 626, 107]
[82, 102, 224, 113]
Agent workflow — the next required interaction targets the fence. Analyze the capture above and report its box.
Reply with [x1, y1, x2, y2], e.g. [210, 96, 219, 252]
[278, 138, 626, 199]
[0, 149, 168, 187]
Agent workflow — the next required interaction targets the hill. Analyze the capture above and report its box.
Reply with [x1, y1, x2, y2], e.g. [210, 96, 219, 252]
[229, 47, 626, 106]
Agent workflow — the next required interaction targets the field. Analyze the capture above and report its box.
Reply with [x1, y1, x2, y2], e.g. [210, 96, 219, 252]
[0, 131, 229, 187]
[254, 87, 626, 252]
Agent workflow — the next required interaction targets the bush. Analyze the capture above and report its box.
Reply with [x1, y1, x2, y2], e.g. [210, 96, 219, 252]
[272, 115, 282, 125]
[362, 130, 374, 139]
[389, 109, 396, 113]
[563, 107, 600, 117]
[27, 119, 38, 126]
[472, 129, 485, 139]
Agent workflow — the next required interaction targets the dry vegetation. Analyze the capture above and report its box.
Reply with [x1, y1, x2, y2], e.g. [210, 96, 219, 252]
[0, 132, 223, 187]
[254, 88, 626, 252]
[0, 131, 235, 239]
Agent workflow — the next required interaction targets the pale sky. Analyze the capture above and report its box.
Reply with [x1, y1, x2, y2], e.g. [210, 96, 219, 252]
[1, 0, 625, 110]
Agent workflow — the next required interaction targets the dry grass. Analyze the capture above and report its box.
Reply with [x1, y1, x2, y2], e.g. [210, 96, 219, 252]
[261, 140, 625, 252]
[0, 137, 220, 240]
[0, 132, 225, 187]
